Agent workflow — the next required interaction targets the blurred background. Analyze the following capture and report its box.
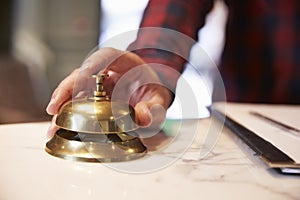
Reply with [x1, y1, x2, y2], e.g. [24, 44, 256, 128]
[0, 0, 226, 124]
[0, 0, 100, 123]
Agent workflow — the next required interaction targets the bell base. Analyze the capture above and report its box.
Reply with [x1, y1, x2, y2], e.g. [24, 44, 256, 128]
[45, 129, 147, 162]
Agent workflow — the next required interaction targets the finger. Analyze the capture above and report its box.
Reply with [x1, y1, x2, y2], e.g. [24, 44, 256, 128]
[135, 100, 167, 126]
[46, 69, 79, 115]
[46, 48, 124, 115]
[134, 101, 152, 127]
[46, 66, 95, 115]
[134, 101, 167, 139]
[148, 103, 167, 127]
[46, 115, 60, 139]
[75, 91, 88, 99]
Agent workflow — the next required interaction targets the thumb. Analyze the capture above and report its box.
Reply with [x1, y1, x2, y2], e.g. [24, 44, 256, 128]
[134, 101, 167, 128]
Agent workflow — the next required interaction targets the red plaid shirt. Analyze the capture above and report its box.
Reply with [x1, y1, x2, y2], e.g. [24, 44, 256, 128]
[128, 0, 300, 104]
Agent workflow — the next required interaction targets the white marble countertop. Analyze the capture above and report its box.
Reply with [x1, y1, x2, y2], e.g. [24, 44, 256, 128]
[0, 118, 299, 200]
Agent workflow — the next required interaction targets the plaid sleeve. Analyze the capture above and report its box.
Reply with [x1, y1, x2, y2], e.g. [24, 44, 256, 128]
[127, 0, 214, 91]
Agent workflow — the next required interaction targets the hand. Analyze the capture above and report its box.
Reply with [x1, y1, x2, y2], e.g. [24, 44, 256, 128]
[46, 47, 173, 138]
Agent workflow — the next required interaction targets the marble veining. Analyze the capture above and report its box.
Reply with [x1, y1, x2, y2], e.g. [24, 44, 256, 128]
[0, 120, 299, 200]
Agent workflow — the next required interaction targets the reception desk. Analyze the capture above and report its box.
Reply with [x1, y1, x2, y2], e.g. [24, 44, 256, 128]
[0, 117, 299, 200]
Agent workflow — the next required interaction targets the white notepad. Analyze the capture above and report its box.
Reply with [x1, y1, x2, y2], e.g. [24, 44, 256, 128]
[215, 103, 300, 164]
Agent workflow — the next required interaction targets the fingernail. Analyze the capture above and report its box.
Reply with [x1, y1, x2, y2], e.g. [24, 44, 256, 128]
[46, 104, 53, 115]
[46, 97, 56, 115]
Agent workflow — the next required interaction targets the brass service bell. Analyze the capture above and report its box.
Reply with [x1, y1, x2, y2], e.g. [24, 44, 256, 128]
[45, 74, 147, 162]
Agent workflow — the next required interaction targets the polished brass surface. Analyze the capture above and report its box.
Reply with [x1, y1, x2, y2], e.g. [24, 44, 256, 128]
[45, 129, 147, 162]
[93, 74, 108, 97]
[56, 74, 138, 134]
[46, 74, 147, 162]
[56, 97, 138, 134]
